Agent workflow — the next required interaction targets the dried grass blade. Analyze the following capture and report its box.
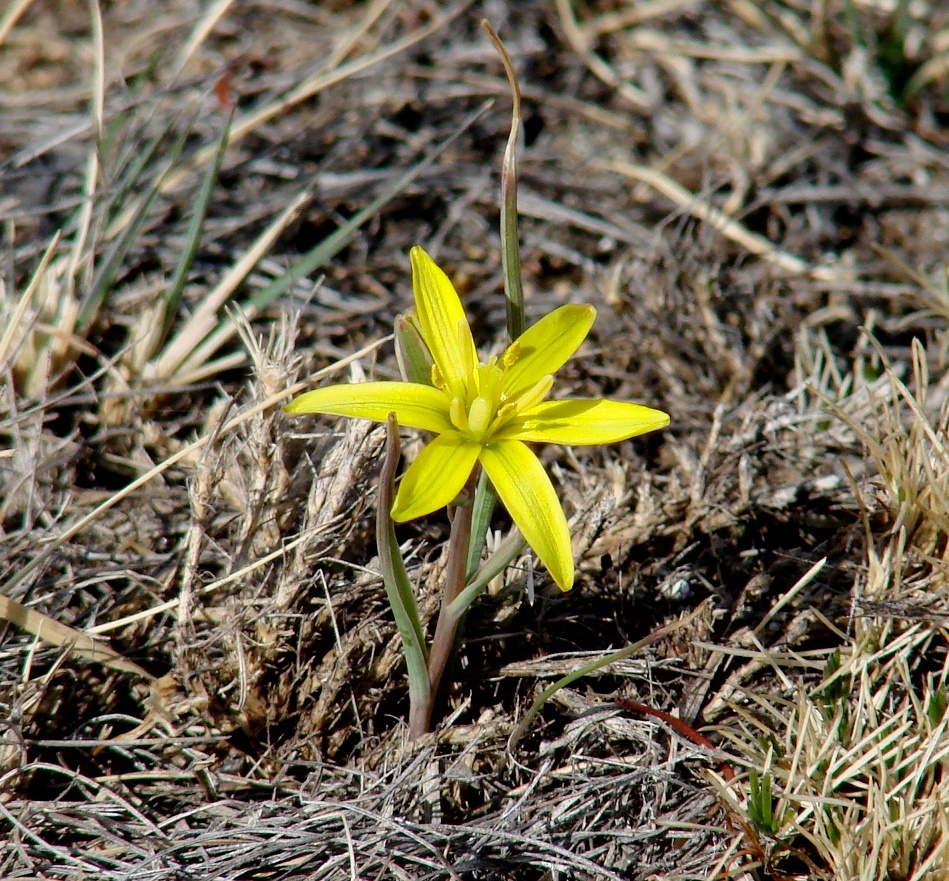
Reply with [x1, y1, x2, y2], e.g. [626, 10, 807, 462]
[171, 0, 236, 78]
[0, 232, 60, 371]
[755, 557, 827, 635]
[0, 593, 153, 680]
[161, 191, 310, 380]
[0, 339, 385, 599]
[554, 0, 651, 110]
[599, 158, 841, 280]
[0, 0, 34, 46]
[158, 1, 472, 195]
[153, 189, 311, 382]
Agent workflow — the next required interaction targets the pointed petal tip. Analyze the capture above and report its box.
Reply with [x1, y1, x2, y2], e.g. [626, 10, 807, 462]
[479, 440, 576, 595]
[546, 546, 574, 591]
[647, 409, 671, 429]
[408, 244, 427, 269]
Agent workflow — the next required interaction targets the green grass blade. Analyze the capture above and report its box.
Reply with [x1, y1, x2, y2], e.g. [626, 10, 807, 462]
[161, 111, 233, 342]
[78, 119, 193, 333]
[509, 603, 707, 748]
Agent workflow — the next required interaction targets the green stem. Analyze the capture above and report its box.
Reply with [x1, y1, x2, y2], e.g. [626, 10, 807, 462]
[451, 530, 525, 619]
[422, 470, 478, 734]
[465, 467, 496, 582]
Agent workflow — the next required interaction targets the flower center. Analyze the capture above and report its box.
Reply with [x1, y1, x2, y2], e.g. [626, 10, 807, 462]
[445, 360, 506, 441]
[443, 352, 554, 443]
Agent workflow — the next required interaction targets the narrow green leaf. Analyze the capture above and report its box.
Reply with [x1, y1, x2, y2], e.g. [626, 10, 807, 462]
[78, 119, 193, 333]
[162, 110, 233, 342]
[509, 603, 707, 748]
[465, 468, 497, 582]
[482, 21, 525, 342]
[749, 770, 779, 835]
[376, 415, 430, 713]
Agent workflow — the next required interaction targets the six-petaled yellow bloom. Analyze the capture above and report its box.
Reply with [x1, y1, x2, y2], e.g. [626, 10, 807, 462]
[285, 246, 669, 591]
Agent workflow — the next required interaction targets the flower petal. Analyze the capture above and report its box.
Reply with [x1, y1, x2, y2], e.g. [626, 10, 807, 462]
[499, 398, 669, 445]
[285, 381, 453, 433]
[391, 432, 480, 521]
[501, 304, 595, 399]
[410, 246, 477, 396]
[479, 440, 574, 591]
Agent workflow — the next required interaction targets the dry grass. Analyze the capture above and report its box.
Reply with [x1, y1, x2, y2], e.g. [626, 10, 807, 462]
[2, 0, 949, 878]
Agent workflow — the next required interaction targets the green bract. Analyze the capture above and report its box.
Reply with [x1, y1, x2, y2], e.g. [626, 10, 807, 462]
[285, 245, 669, 591]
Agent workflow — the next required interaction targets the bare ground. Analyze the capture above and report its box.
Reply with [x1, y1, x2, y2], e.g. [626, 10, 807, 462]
[2, 1, 949, 878]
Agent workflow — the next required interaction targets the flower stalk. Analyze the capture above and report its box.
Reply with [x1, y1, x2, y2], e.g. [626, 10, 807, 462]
[421, 469, 478, 736]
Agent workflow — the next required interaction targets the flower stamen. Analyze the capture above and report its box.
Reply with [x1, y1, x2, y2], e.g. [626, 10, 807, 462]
[449, 396, 469, 433]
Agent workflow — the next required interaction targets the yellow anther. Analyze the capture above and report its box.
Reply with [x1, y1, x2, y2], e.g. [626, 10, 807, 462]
[501, 340, 521, 369]
[494, 402, 517, 427]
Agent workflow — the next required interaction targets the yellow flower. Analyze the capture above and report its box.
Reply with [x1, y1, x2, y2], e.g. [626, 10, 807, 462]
[285, 246, 669, 591]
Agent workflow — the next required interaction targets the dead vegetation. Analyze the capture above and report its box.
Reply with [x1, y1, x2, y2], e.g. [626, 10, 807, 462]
[1, 0, 948, 878]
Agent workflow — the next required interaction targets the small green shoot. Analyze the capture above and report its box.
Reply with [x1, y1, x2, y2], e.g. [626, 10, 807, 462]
[926, 683, 947, 728]
[748, 769, 782, 837]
